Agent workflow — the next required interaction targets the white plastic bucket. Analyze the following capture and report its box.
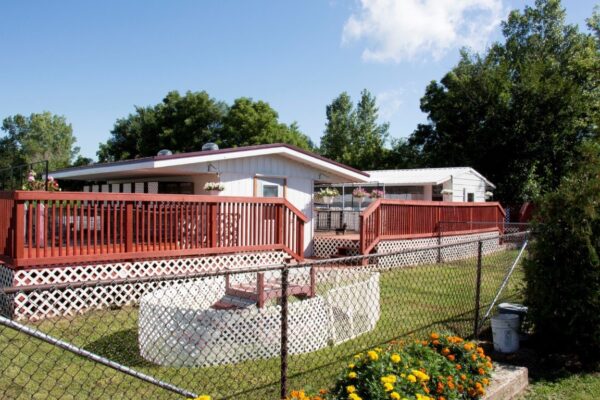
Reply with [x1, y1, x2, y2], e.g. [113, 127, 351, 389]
[491, 314, 520, 353]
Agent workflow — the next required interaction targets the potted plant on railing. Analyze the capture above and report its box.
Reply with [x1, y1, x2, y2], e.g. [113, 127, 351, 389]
[370, 189, 384, 199]
[21, 171, 61, 247]
[204, 182, 225, 195]
[316, 187, 339, 205]
[352, 187, 369, 209]
[440, 188, 453, 200]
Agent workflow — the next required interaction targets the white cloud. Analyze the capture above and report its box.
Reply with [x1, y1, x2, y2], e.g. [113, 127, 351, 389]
[343, 0, 505, 62]
[377, 89, 404, 120]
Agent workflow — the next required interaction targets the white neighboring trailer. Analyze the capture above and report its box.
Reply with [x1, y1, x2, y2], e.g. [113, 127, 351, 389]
[365, 167, 495, 202]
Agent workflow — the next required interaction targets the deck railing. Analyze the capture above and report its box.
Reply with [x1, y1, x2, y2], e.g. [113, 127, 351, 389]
[0, 191, 307, 268]
[359, 200, 505, 255]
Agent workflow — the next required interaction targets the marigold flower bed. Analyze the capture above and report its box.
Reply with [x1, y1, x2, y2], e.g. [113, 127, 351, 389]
[289, 333, 493, 400]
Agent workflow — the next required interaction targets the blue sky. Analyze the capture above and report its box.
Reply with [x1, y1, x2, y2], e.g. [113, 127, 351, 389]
[0, 0, 595, 159]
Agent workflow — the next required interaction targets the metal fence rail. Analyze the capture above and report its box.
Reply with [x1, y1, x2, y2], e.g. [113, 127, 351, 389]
[0, 231, 528, 399]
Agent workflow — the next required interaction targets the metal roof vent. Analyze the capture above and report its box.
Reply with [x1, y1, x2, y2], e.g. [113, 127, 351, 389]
[202, 142, 219, 151]
[157, 149, 173, 156]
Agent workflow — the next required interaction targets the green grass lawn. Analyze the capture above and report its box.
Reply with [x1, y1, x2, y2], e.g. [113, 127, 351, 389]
[0, 249, 524, 400]
[523, 373, 600, 400]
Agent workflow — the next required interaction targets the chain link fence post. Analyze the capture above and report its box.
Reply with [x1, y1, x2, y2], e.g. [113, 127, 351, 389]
[280, 265, 289, 400]
[473, 240, 483, 340]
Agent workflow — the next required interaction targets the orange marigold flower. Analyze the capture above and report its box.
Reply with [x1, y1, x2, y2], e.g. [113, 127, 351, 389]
[430, 332, 440, 340]
[460, 374, 467, 381]
[478, 368, 486, 375]
[441, 348, 451, 356]
[432, 340, 440, 346]
[447, 355, 455, 362]
[471, 354, 478, 361]
[447, 381, 455, 390]
[455, 364, 462, 370]
[482, 378, 489, 386]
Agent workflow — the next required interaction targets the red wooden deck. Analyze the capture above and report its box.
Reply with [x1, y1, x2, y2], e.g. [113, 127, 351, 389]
[0, 191, 307, 269]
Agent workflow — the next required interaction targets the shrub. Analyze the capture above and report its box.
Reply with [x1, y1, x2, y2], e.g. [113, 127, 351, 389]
[289, 333, 493, 400]
[524, 141, 600, 365]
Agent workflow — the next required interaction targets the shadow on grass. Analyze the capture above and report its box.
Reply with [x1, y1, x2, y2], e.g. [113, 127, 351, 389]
[83, 328, 154, 368]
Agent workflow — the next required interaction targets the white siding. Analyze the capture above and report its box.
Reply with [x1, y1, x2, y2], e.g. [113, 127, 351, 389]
[195, 155, 321, 256]
[451, 171, 487, 202]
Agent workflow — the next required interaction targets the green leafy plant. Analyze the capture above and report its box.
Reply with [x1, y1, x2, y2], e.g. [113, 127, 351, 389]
[524, 140, 600, 365]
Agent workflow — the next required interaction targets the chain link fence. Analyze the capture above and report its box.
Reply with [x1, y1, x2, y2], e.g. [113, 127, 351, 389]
[0, 230, 528, 399]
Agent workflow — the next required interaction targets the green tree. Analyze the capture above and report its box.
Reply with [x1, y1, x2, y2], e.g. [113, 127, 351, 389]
[0, 112, 79, 171]
[320, 92, 355, 166]
[97, 91, 313, 162]
[524, 140, 600, 365]
[409, 0, 599, 203]
[220, 97, 313, 149]
[98, 91, 227, 162]
[320, 90, 389, 169]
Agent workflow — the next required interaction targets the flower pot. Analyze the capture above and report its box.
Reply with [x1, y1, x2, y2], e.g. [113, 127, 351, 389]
[321, 196, 334, 205]
[207, 190, 221, 196]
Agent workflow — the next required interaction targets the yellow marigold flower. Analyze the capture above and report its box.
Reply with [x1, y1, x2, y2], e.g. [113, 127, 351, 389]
[407, 374, 417, 383]
[390, 392, 401, 400]
[381, 375, 397, 384]
[390, 353, 401, 363]
[354, 353, 363, 360]
[464, 342, 475, 351]
[482, 378, 490, 386]
[195, 396, 211, 400]
[348, 394, 362, 400]
[348, 372, 357, 379]
[348, 363, 355, 369]
[367, 351, 379, 361]
[412, 370, 430, 381]
[383, 382, 394, 392]
[346, 385, 357, 394]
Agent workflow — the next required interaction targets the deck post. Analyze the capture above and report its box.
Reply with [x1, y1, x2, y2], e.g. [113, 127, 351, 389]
[125, 201, 133, 253]
[257, 272, 265, 308]
[277, 204, 284, 246]
[210, 202, 218, 248]
[13, 200, 24, 260]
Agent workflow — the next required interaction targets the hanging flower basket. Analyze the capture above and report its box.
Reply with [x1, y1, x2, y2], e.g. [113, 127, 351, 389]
[204, 182, 225, 195]
[352, 188, 369, 198]
[370, 189, 384, 199]
[316, 188, 339, 204]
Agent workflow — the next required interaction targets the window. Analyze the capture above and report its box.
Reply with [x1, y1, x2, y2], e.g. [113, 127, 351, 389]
[262, 184, 279, 198]
[467, 193, 475, 202]
[158, 182, 194, 194]
[256, 177, 286, 198]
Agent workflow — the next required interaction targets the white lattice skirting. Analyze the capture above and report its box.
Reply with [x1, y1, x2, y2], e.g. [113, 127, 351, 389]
[0, 251, 287, 321]
[313, 237, 359, 258]
[373, 231, 503, 269]
[138, 270, 380, 367]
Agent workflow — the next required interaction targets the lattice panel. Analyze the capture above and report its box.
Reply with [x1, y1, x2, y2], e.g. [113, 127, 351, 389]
[139, 270, 380, 367]
[313, 237, 359, 258]
[8, 251, 286, 320]
[0, 266, 14, 317]
[374, 232, 502, 269]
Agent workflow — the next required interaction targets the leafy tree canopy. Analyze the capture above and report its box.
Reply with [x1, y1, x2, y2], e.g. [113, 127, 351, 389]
[0, 112, 79, 172]
[408, 0, 600, 203]
[97, 91, 312, 162]
[320, 89, 390, 170]
[524, 139, 600, 365]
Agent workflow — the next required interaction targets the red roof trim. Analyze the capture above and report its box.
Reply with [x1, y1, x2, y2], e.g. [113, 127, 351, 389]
[52, 143, 369, 177]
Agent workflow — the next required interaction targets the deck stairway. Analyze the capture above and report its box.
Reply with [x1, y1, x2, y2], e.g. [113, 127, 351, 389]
[212, 269, 316, 309]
